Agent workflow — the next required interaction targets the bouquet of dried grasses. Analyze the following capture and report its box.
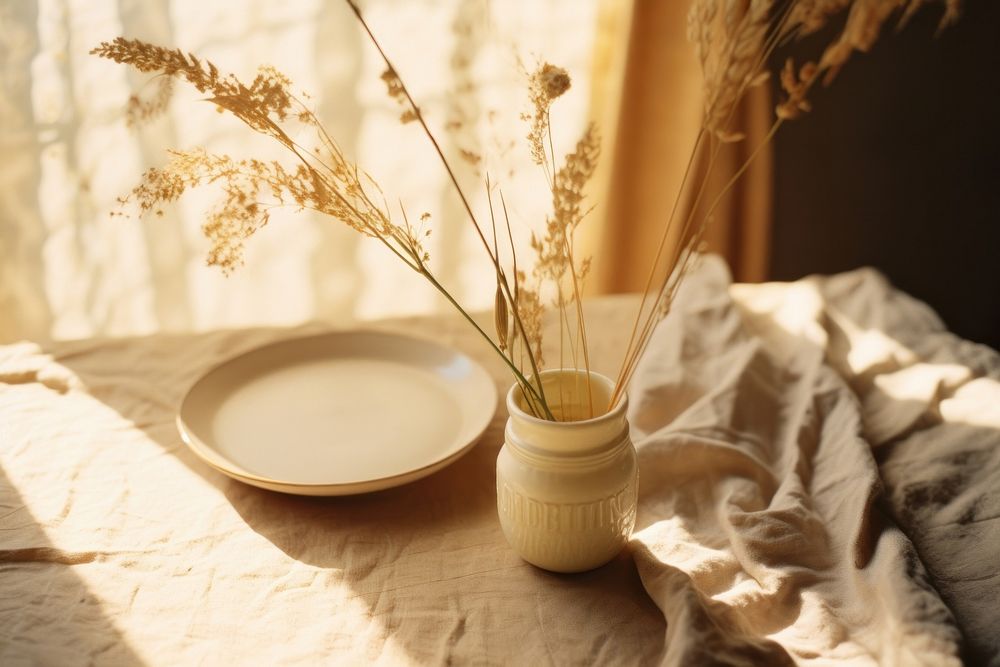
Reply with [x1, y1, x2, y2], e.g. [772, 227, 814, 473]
[92, 0, 958, 422]
[610, 0, 959, 408]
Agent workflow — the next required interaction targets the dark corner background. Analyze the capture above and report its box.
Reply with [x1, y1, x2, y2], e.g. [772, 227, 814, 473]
[767, 0, 1000, 351]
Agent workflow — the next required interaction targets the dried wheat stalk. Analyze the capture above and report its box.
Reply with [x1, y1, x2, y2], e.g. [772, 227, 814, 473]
[611, 0, 960, 406]
[93, 5, 605, 422]
[93, 0, 959, 420]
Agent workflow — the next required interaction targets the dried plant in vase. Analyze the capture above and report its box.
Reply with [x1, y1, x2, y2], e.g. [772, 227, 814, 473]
[92, 0, 960, 425]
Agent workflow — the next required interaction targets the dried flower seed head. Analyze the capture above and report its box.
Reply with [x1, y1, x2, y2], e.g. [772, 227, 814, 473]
[97, 9, 564, 419]
[514, 270, 545, 366]
[686, 1, 960, 134]
[533, 123, 599, 284]
[539, 63, 571, 100]
[92, 38, 296, 146]
[525, 62, 573, 166]
[520, 120, 598, 391]
[687, 0, 776, 142]
[776, 0, 961, 120]
[94, 37, 438, 275]
[775, 58, 816, 119]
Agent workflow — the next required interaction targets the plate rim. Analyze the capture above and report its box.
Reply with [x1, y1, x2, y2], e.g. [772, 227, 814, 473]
[175, 329, 497, 495]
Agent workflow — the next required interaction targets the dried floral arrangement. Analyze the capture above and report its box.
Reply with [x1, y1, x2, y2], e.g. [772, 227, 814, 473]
[92, 0, 958, 423]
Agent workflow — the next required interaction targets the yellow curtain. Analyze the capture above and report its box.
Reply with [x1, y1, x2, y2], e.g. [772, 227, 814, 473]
[586, 0, 773, 293]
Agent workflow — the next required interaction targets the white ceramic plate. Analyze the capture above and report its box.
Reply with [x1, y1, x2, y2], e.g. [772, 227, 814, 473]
[177, 330, 497, 495]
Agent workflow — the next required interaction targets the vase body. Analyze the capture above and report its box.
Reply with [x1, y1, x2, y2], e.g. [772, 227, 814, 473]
[496, 369, 637, 573]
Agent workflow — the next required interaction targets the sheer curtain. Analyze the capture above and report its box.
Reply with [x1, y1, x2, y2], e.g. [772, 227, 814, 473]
[0, 0, 602, 342]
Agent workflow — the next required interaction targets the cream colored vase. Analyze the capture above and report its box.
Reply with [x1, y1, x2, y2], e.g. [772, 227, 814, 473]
[496, 369, 638, 573]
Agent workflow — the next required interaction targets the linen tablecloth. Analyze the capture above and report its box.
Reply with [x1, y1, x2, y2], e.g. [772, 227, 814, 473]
[2, 256, 998, 665]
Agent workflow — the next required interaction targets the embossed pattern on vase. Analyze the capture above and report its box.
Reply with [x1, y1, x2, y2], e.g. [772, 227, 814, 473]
[496, 368, 638, 573]
[497, 472, 637, 572]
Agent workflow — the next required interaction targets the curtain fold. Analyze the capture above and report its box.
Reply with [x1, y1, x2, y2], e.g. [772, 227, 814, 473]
[591, 0, 773, 293]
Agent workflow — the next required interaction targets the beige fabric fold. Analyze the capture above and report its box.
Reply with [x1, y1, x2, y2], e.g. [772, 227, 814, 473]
[1, 257, 996, 665]
[627, 260, 967, 665]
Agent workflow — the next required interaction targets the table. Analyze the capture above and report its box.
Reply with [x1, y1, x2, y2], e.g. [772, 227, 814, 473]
[2, 257, 998, 665]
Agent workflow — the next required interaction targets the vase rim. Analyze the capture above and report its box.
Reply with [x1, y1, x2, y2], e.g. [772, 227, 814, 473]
[506, 368, 627, 427]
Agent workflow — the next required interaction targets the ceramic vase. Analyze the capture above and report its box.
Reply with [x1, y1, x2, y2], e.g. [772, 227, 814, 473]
[496, 369, 638, 573]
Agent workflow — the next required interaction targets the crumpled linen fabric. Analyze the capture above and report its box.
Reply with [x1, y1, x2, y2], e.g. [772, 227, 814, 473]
[627, 259, 997, 665]
[1, 256, 997, 665]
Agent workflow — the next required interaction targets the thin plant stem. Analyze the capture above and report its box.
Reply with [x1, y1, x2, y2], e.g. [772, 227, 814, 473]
[612, 119, 783, 404]
[558, 289, 566, 415]
[611, 134, 726, 407]
[498, 188, 527, 380]
[499, 189, 519, 304]
[345, 0, 551, 416]
[613, 127, 706, 393]
[612, 5, 796, 405]
[418, 265, 554, 420]
[561, 233, 594, 417]
[546, 109, 557, 188]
